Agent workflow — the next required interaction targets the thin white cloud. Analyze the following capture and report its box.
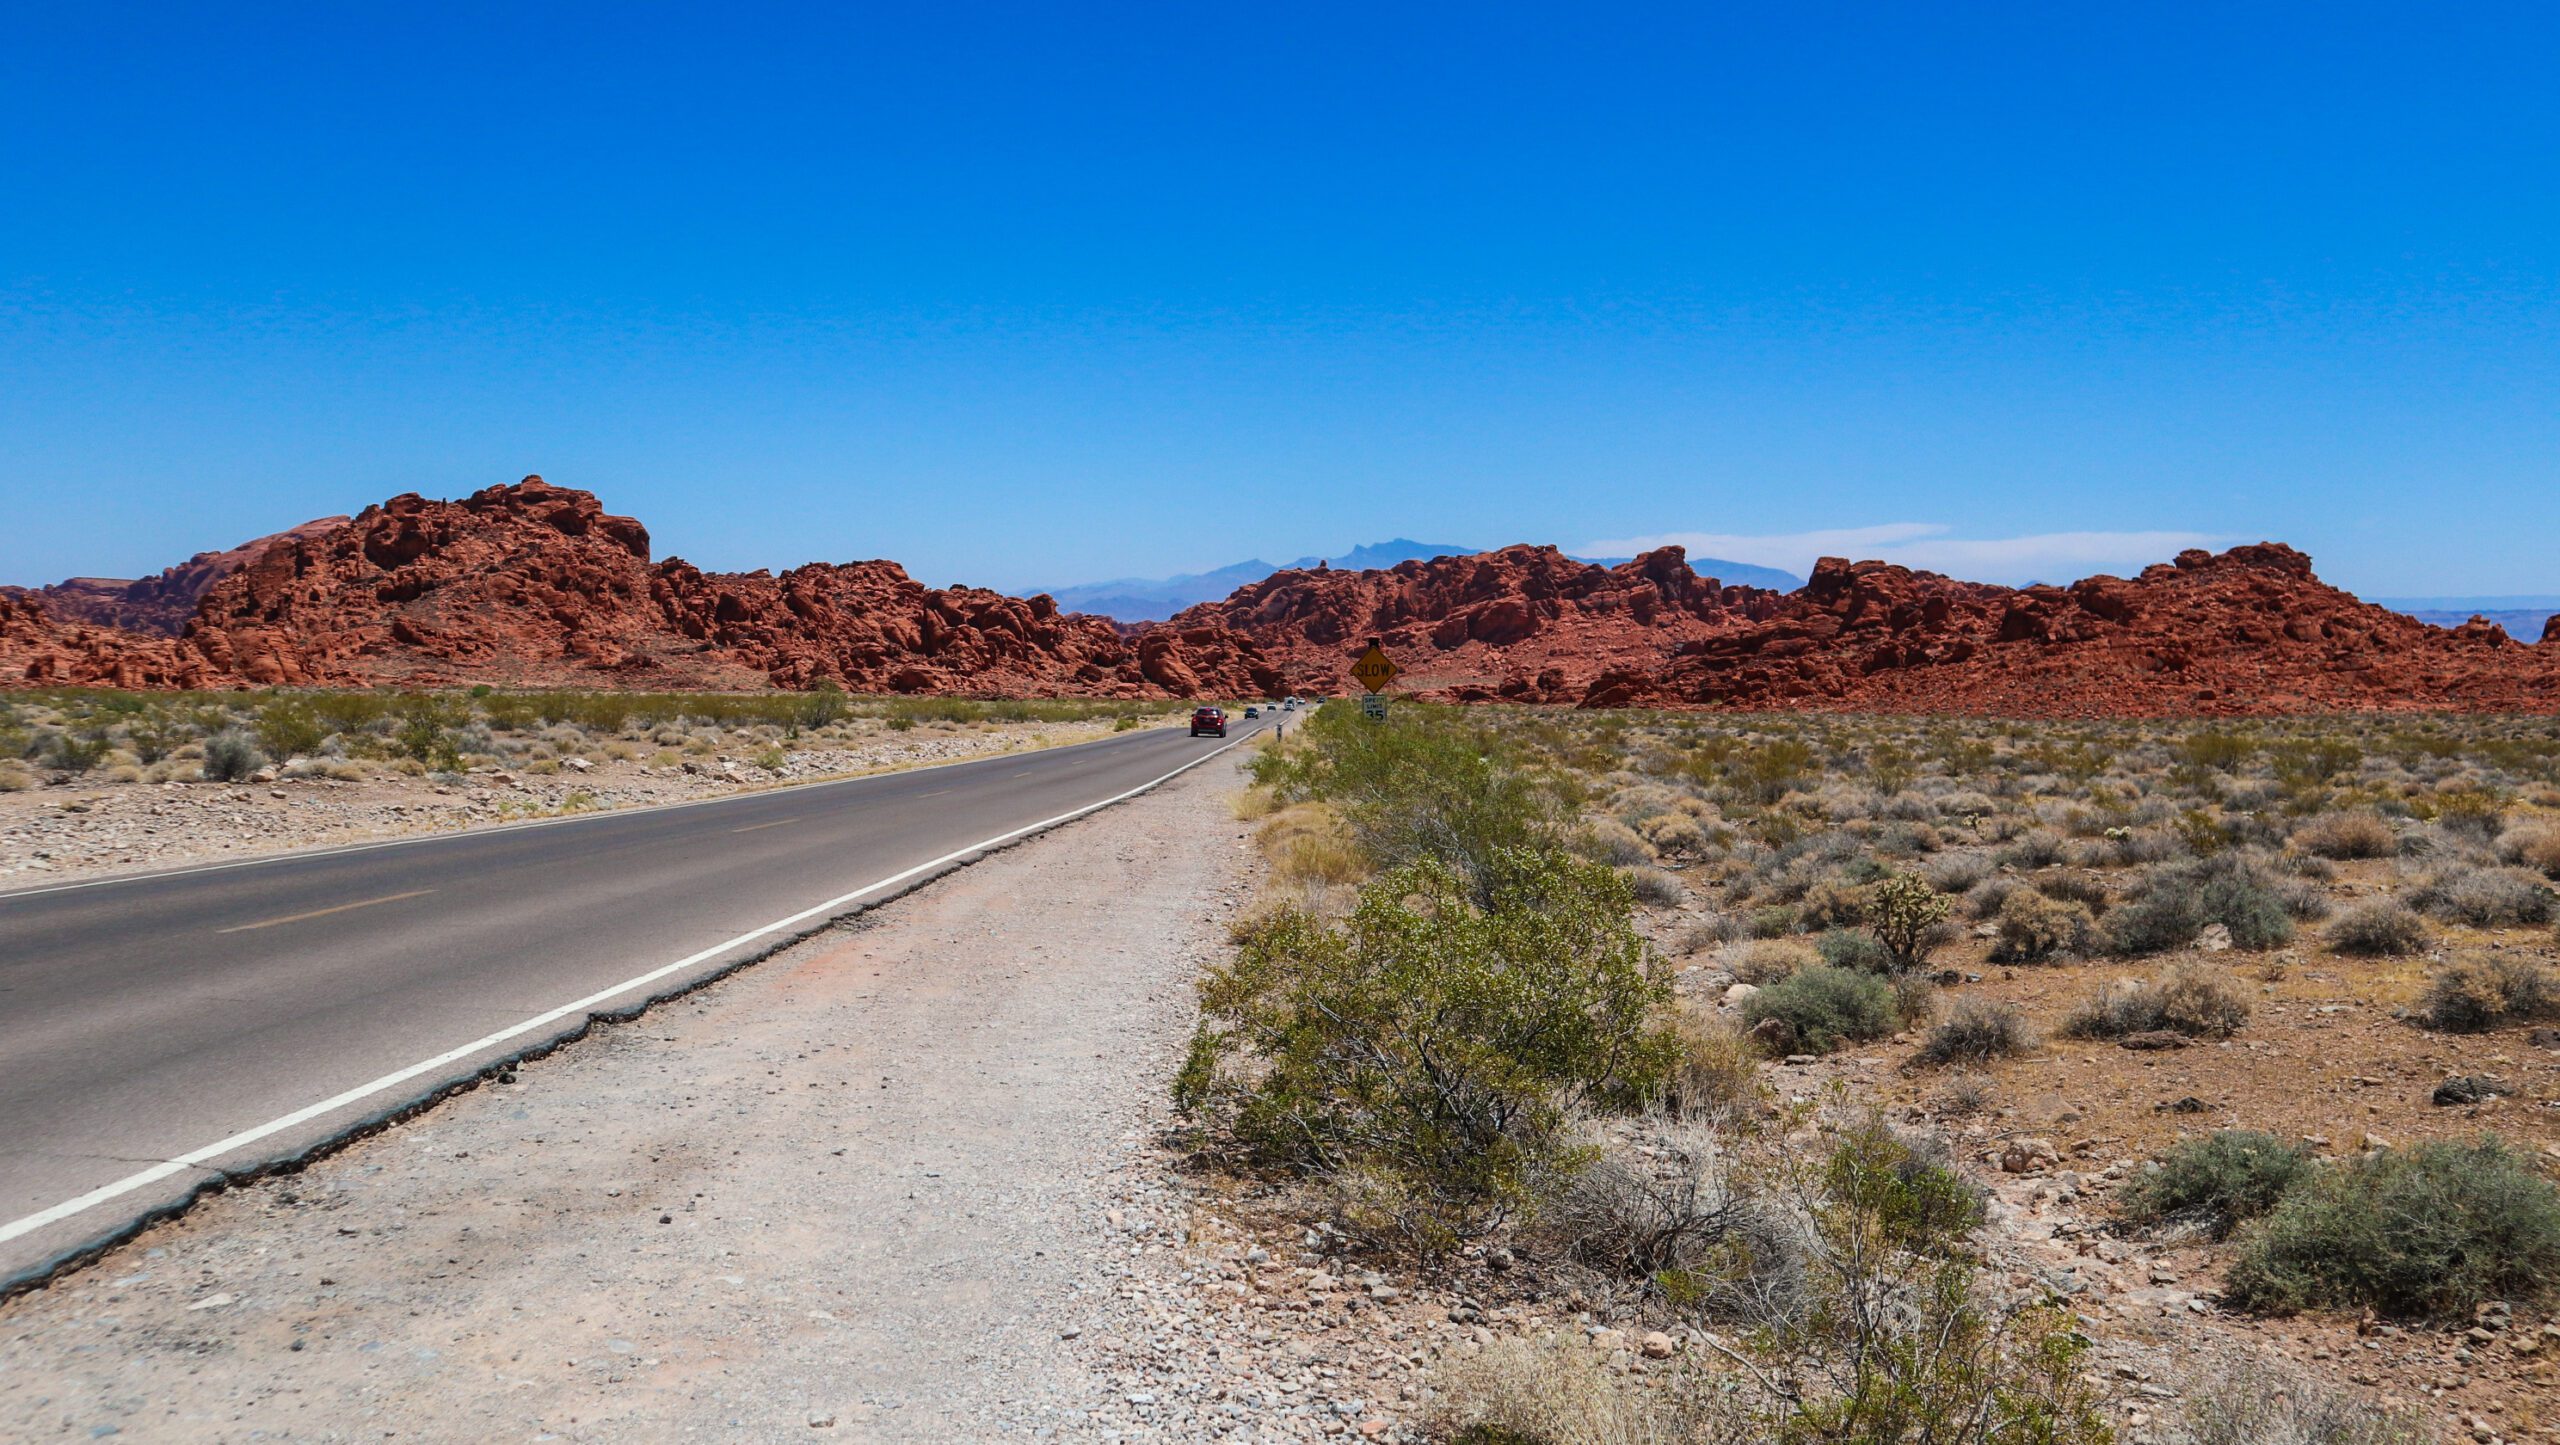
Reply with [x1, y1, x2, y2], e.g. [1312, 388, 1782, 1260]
[1576, 523, 2224, 586]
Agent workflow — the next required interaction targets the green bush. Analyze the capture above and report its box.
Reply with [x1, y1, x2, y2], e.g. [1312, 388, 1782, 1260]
[1814, 928, 1896, 973]
[1184, 848, 1676, 1255]
[201, 729, 267, 783]
[253, 699, 326, 761]
[2107, 856, 2293, 954]
[2122, 1130, 2312, 1239]
[1250, 703, 1556, 908]
[2225, 1137, 2560, 1319]
[1743, 965, 1902, 1055]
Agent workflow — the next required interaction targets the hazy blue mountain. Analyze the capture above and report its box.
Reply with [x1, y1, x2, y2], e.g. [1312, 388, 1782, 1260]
[1040, 539, 1804, 621]
[1038, 540, 1473, 621]
[2373, 595, 2560, 640]
[1568, 554, 1804, 590]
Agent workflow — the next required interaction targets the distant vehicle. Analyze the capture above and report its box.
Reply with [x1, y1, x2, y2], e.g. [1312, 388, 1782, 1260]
[1242, 706, 1260, 718]
[1190, 706, 1228, 737]
[1282, 696, 1300, 710]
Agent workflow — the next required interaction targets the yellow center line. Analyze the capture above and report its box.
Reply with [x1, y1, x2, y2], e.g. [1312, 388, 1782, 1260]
[216, 889, 436, 935]
[730, 819, 797, 834]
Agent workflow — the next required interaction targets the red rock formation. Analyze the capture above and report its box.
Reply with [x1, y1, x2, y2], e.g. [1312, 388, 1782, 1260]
[1, 517, 350, 635]
[3, 477, 1283, 697]
[1167, 544, 1788, 700]
[1180, 540, 2560, 715]
[1605, 544, 2560, 715]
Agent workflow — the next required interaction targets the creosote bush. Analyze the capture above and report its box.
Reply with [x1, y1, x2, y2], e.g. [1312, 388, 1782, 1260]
[2225, 1137, 2560, 1319]
[1741, 965, 1902, 1055]
[1183, 847, 1677, 1255]
[2121, 1130, 2311, 1239]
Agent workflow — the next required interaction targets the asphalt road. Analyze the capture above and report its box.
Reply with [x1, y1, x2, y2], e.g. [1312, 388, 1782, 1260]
[0, 718, 1261, 1287]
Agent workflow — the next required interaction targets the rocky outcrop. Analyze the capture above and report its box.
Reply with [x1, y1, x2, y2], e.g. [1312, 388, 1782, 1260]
[3, 477, 1282, 697]
[1178, 540, 2560, 715]
[1606, 544, 2560, 715]
[1, 517, 350, 635]
[1167, 544, 1789, 700]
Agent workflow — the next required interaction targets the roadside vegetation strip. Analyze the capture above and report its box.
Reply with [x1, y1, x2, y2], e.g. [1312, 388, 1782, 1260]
[0, 726, 1252, 1284]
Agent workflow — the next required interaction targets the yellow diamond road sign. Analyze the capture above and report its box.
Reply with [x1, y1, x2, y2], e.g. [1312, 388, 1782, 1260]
[1350, 643, 1400, 693]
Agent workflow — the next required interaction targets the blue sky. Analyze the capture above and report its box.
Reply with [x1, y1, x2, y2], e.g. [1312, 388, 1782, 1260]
[3, 2, 2554, 597]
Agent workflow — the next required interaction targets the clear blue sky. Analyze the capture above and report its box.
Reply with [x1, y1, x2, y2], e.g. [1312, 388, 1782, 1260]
[4, 2, 2554, 597]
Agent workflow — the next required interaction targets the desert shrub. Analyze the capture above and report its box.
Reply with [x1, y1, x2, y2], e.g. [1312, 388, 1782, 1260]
[1668, 1015, 1764, 1122]
[1253, 704, 1556, 907]
[1962, 875, 2019, 921]
[1749, 904, 1798, 938]
[2180, 1360, 2432, 1445]
[1920, 850, 1991, 894]
[2063, 963, 2250, 1040]
[1712, 1122, 2107, 1445]
[1742, 966, 1901, 1055]
[1814, 928, 1896, 974]
[1636, 810, 1708, 857]
[31, 728, 107, 773]
[2266, 875, 2333, 921]
[1794, 876, 1868, 931]
[2121, 1130, 2312, 1239]
[1185, 848, 1676, 1255]
[1996, 828, 2068, 869]
[2225, 1137, 2560, 1319]
[2292, 809, 2397, 859]
[252, 699, 326, 761]
[2323, 899, 2429, 956]
[1990, 889, 2094, 963]
[1913, 999, 2037, 1067]
[2030, 871, 2109, 913]
[2106, 855, 2292, 954]
[2430, 788, 2507, 841]
[1618, 865, 1687, 908]
[1580, 817, 1656, 866]
[1732, 938, 1815, 984]
[200, 729, 267, 783]
[2421, 951, 2560, 1032]
[1865, 872, 1953, 971]
[2402, 863, 2556, 926]
[2498, 824, 2560, 879]
[1531, 1131, 1739, 1283]
[1426, 1335, 1751, 1445]
[1676, 912, 1744, 954]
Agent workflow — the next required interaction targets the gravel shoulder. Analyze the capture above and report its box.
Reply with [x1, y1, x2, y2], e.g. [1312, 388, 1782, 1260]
[0, 748, 1279, 1442]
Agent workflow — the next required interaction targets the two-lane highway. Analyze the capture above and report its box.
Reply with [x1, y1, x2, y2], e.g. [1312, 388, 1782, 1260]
[0, 718, 1260, 1287]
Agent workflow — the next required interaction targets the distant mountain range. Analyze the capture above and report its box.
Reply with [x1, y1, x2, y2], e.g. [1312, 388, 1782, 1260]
[1039, 540, 1803, 621]
[2374, 595, 2560, 639]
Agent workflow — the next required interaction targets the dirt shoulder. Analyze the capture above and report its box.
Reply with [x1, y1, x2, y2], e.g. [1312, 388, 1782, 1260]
[0, 747, 1281, 1443]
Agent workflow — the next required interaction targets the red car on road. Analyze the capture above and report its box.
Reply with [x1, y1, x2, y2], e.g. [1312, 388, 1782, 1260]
[1190, 706, 1227, 737]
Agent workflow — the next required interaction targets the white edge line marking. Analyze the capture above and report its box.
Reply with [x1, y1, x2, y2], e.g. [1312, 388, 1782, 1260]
[0, 729, 1251, 1250]
[0, 721, 1192, 903]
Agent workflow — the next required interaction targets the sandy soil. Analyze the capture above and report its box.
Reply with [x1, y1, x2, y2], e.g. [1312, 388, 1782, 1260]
[0, 716, 1169, 888]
